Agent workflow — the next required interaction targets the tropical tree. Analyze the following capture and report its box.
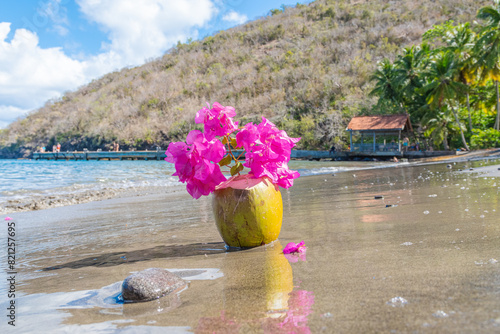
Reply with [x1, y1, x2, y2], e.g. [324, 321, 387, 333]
[424, 22, 477, 131]
[392, 44, 430, 116]
[422, 108, 457, 150]
[369, 59, 404, 112]
[475, 0, 500, 130]
[421, 51, 470, 150]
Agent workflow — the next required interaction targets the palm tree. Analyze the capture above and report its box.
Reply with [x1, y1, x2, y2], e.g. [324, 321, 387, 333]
[425, 22, 477, 131]
[393, 45, 430, 115]
[449, 24, 477, 132]
[475, 0, 500, 130]
[369, 59, 405, 112]
[394, 45, 428, 96]
[422, 109, 457, 150]
[421, 52, 470, 150]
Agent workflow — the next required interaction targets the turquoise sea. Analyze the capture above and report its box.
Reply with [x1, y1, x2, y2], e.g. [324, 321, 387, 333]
[0, 158, 393, 205]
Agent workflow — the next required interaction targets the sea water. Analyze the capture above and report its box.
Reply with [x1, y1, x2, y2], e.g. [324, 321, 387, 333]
[0, 158, 393, 209]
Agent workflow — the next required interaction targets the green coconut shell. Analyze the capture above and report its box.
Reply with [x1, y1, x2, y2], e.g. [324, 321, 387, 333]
[212, 176, 283, 248]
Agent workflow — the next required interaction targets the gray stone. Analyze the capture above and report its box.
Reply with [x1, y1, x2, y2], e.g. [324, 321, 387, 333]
[121, 268, 187, 302]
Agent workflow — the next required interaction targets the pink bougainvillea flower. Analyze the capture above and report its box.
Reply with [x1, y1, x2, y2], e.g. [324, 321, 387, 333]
[235, 122, 261, 152]
[283, 241, 306, 254]
[195, 102, 238, 140]
[166, 104, 301, 199]
[165, 130, 226, 199]
[238, 117, 301, 188]
[4, 217, 12, 221]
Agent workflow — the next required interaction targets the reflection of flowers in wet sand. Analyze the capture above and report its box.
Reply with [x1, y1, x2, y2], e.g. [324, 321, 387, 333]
[266, 289, 315, 334]
[284, 252, 307, 263]
[195, 288, 315, 334]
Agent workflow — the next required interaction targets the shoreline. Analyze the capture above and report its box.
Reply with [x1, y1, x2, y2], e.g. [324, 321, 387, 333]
[0, 185, 186, 215]
[1, 149, 499, 215]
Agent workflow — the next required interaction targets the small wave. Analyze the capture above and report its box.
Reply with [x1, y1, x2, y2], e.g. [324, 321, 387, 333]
[0, 159, 405, 213]
[298, 166, 357, 176]
[0, 176, 183, 214]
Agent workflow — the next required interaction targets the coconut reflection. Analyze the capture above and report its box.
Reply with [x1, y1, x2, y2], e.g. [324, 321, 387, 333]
[195, 241, 314, 333]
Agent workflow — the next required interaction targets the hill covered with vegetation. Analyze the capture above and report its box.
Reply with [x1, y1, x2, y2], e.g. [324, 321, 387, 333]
[0, 0, 490, 157]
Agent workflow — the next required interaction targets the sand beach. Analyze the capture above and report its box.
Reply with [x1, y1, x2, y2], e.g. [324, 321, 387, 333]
[1, 153, 499, 333]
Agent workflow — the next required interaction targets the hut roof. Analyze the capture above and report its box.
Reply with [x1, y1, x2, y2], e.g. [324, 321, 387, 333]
[347, 114, 413, 132]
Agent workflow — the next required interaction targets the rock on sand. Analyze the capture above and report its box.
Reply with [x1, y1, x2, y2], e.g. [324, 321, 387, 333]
[122, 268, 187, 302]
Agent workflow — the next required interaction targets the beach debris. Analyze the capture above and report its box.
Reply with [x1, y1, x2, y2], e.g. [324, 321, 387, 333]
[283, 241, 306, 254]
[387, 296, 408, 307]
[121, 268, 187, 302]
[432, 310, 449, 318]
[423, 210, 430, 215]
[374, 195, 384, 199]
[385, 204, 398, 208]
[447, 164, 452, 168]
[477, 258, 499, 265]
[400, 242, 413, 246]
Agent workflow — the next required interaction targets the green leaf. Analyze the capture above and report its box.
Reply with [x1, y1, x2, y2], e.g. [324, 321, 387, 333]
[230, 137, 239, 148]
[218, 154, 232, 167]
[230, 162, 244, 176]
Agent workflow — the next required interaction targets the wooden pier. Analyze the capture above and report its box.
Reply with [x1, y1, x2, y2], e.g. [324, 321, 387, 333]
[32, 149, 460, 161]
[33, 150, 166, 161]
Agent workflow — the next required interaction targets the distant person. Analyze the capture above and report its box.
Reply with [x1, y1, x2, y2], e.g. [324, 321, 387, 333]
[329, 145, 336, 154]
[416, 142, 420, 151]
[115, 142, 120, 152]
[40, 146, 46, 153]
[52, 145, 57, 153]
[56, 143, 61, 152]
[403, 137, 409, 151]
[392, 156, 399, 163]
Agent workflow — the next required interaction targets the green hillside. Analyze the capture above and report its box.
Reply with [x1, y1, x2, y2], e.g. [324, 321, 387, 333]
[0, 0, 488, 158]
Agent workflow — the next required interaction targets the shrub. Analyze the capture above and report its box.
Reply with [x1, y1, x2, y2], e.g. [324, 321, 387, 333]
[470, 129, 500, 149]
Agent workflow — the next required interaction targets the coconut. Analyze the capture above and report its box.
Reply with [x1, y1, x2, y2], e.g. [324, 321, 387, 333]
[212, 174, 283, 248]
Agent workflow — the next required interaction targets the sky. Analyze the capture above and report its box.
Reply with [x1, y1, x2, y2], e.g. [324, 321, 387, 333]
[0, 0, 311, 129]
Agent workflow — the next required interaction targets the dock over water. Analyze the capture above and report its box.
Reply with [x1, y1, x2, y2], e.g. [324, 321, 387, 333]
[32, 150, 461, 161]
[33, 150, 166, 161]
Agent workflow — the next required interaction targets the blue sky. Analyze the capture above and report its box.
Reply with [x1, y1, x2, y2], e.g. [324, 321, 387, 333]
[0, 0, 311, 129]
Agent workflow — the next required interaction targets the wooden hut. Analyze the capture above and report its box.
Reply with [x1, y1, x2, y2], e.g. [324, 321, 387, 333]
[346, 114, 413, 153]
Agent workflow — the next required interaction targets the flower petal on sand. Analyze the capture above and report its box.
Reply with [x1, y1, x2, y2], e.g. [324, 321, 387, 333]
[283, 241, 306, 254]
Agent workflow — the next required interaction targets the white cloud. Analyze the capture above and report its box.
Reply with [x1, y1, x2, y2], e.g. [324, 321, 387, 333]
[222, 10, 247, 24]
[76, 0, 217, 65]
[41, 0, 69, 25]
[52, 24, 69, 36]
[0, 0, 219, 129]
[0, 105, 29, 129]
[0, 22, 87, 126]
[41, 0, 70, 36]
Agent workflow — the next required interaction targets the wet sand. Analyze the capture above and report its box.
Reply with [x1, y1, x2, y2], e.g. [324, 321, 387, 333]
[1, 158, 499, 333]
